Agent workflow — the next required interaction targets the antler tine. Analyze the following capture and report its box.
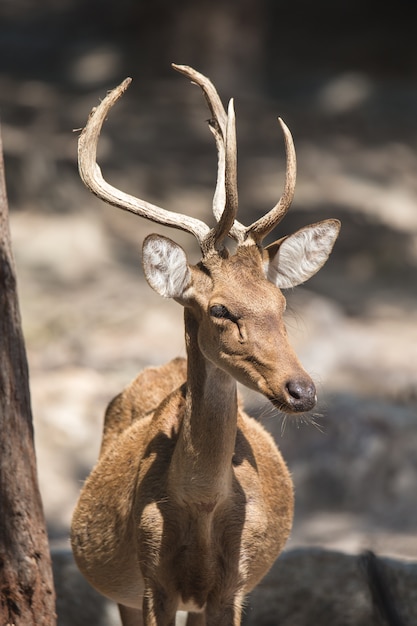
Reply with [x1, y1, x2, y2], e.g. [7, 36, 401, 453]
[207, 118, 226, 224]
[172, 67, 297, 246]
[209, 98, 239, 248]
[172, 64, 227, 223]
[78, 77, 211, 247]
[172, 64, 227, 137]
[245, 117, 297, 244]
[172, 64, 245, 247]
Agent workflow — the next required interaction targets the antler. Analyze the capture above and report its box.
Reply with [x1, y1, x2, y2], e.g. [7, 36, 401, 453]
[78, 66, 296, 255]
[246, 118, 297, 244]
[173, 64, 297, 245]
[78, 68, 242, 256]
[171, 64, 238, 249]
[78, 77, 212, 250]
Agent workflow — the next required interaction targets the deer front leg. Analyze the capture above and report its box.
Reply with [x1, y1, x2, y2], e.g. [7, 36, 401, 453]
[205, 597, 243, 626]
[142, 583, 178, 626]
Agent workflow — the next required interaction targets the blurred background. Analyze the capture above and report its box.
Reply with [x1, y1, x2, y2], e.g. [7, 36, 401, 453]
[1, 0, 417, 563]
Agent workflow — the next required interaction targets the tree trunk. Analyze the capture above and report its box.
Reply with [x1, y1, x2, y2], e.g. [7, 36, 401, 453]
[0, 128, 56, 624]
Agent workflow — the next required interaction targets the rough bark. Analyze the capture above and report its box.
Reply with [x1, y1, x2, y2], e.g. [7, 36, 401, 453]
[0, 127, 56, 624]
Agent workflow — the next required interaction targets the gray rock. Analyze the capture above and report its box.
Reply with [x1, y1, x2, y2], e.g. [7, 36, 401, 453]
[52, 547, 417, 626]
[52, 547, 119, 626]
[243, 548, 417, 626]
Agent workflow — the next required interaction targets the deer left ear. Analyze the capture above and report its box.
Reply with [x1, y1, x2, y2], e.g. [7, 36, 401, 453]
[264, 219, 341, 289]
[142, 234, 192, 300]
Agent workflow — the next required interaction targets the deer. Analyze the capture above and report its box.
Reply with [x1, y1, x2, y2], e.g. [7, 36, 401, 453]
[70, 64, 340, 626]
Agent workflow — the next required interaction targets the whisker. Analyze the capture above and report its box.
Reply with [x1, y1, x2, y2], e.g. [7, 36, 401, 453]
[249, 399, 327, 437]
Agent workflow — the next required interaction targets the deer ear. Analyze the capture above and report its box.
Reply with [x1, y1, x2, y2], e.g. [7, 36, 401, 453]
[264, 219, 340, 288]
[142, 234, 192, 300]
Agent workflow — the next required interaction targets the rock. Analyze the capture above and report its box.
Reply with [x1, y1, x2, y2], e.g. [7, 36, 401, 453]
[52, 547, 417, 626]
[242, 548, 417, 626]
[52, 547, 119, 626]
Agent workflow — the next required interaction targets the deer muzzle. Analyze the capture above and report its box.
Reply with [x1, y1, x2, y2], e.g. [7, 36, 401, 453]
[284, 378, 317, 412]
[267, 376, 317, 414]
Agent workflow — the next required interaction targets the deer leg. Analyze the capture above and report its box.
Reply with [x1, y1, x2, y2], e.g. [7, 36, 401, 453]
[142, 585, 178, 626]
[205, 598, 243, 626]
[118, 604, 144, 626]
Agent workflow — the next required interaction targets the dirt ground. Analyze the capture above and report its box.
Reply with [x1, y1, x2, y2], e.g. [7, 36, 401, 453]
[2, 47, 417, 564]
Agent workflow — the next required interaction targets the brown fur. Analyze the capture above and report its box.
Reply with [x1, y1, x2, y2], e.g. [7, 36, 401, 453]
[71, 359, 293, 625]
[71, 247, 299, 626]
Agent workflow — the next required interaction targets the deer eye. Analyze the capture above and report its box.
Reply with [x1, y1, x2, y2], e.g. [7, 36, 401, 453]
[210, 304, 233, 320]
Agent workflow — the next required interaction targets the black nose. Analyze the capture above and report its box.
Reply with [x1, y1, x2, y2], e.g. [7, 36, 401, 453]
[285, 379, 317, 412]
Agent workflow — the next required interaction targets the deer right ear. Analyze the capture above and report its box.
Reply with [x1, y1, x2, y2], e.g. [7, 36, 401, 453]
[142, 234, 192, 300]
[264, 219, 340, 289]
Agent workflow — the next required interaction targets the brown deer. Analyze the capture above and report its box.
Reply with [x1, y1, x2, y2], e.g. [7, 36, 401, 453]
[70, 65, 340, 626]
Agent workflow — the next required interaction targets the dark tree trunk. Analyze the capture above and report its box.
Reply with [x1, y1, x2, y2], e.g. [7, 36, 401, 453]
[0, 128, 56, 624]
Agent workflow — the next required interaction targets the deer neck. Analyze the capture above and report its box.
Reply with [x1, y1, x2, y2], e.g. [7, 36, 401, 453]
[168, 308, 237, 512]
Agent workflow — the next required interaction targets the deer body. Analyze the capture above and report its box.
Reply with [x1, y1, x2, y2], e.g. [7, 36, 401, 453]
[72, 360, 293, 620]
[71, 65, 340, 625]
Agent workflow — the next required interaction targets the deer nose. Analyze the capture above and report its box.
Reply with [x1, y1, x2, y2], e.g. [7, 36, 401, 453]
[285, 379, 317, 412]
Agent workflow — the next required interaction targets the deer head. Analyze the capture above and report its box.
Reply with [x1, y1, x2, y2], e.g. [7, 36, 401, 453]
[78, 64, 340, 414]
